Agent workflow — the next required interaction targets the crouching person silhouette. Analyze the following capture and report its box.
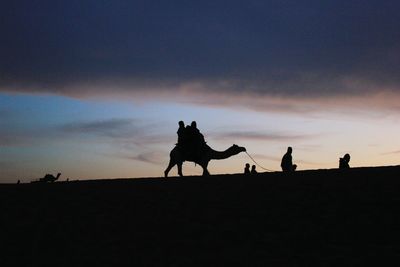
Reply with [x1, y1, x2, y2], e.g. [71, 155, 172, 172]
[339, 153, 351, 169]
[281, 147, 297, 172]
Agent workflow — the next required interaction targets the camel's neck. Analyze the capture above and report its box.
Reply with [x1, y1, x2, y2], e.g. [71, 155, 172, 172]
[210, 147, 238, 160]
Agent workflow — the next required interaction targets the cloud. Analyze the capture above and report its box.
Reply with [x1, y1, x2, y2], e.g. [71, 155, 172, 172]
[381, 150, 400, 155]
[0, 111, 172, 149]
[1, 0, 400, 109]
[122, 151, 165, 165]
[0, 116, 47, 146]
[0, 162, 9, 168]
[60, 118, 140, 138]
[0, 134, 32, 147]
[59, 118, 172, 147]
[211, 130, 317, 142]
[0, 108, 19, 122]
[0, 110, 9, 118]
[0, 117, 163, 148]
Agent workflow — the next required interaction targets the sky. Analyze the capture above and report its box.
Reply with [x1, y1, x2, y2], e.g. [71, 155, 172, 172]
[1, 0, 400, 182]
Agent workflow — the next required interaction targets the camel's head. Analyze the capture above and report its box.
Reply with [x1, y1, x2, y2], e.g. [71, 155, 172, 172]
[231, 144, 246, 154]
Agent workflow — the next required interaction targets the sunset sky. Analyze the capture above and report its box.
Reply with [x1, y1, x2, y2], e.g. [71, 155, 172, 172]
[1, 0, 400, 182]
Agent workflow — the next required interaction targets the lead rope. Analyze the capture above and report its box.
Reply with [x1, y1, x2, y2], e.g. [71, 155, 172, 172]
[245, 151, 276, 172]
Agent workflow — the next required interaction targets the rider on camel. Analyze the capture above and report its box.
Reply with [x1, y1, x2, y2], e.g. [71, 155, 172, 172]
[176, 120, 206, 160]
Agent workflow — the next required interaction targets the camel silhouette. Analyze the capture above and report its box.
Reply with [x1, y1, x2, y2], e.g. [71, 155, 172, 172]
[164, 144, 246, 177]
[40, 173, 61, 183]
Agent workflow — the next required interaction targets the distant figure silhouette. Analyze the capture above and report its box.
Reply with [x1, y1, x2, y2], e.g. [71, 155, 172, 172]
[251, 165, 257, 174]
[244, 163, 250, 174]
[17, 180, 20, 184]
[40, 173, 61, 183]
[339, 153, 351, 169]
[281, 147, 297, 172]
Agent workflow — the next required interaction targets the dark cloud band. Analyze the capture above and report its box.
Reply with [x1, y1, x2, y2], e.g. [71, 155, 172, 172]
[1, 0, 399, 99]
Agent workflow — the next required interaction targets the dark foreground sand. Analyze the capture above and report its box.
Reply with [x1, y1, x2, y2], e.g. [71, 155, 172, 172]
[2, 166, 400, 266]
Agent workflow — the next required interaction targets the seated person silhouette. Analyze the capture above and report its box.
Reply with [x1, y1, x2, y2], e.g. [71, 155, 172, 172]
[339, 153, 351, 169]
[178, 121, 207, 160]
[190, 121, 205, 144]
[177, 120, 186, 146]
[251, 165, 257, 174]
[244, 163, 250, 174]
[281, 147, 297, 172]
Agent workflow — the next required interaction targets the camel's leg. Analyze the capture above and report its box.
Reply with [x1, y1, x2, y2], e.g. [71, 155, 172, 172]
[164, 160, 176, 178]
[201, 162, 210, 176]
[177, 162, 183, 177]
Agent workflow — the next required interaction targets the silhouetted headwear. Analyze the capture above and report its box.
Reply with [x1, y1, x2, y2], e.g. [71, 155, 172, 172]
[244, 163, 250, 174]
[339, 153, 351, 169]
[281, 147, 297, 172]
[251, 165, 257, 174]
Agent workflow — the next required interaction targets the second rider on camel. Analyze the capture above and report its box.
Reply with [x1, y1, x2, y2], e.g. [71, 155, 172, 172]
[176, 121, 206, 160]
